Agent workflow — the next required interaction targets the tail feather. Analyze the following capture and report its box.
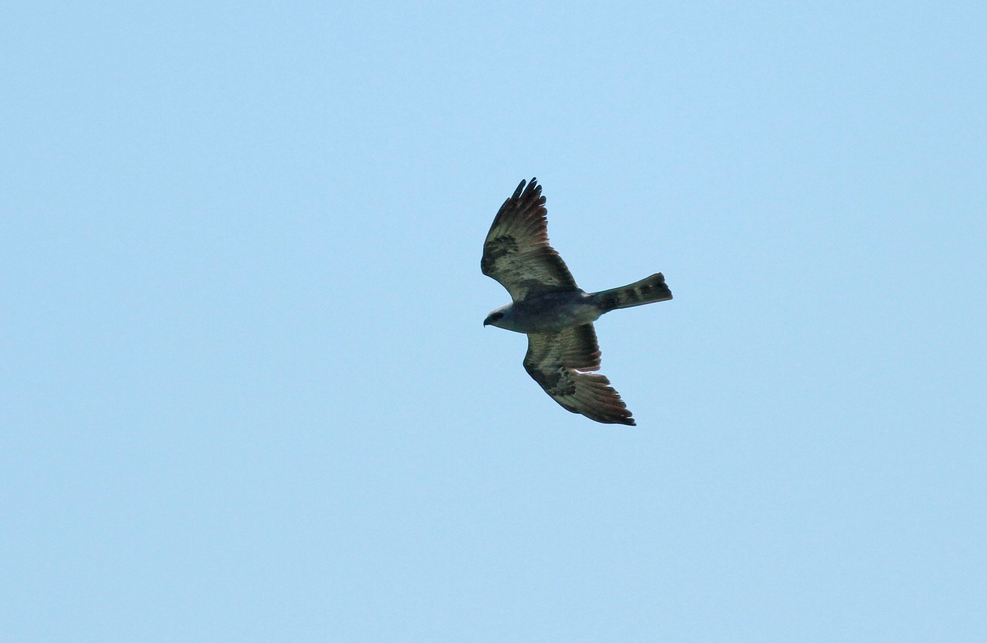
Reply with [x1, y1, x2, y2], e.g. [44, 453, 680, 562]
[595, 273, 672, 312]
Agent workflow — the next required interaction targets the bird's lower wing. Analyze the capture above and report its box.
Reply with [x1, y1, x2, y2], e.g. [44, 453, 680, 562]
[523, 325, 635, 426]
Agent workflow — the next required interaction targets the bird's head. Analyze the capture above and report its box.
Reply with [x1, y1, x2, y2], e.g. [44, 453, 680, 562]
[483, 305, 510, 329]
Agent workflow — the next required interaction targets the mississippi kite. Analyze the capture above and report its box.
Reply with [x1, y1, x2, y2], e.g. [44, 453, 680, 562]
[482, 178, 672, 426]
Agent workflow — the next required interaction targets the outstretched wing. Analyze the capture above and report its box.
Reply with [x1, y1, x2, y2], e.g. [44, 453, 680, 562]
[482, 178, 578, 301]
[523, 324, 635, 426]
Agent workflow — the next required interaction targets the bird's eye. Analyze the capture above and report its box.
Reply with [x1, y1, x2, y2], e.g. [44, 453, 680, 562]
[492, 313, 503, 320]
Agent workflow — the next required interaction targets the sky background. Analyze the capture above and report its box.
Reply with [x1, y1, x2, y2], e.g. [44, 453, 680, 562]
[2, 1, 985, 641]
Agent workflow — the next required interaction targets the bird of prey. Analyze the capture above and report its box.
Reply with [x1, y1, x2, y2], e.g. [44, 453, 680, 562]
[482, 178, 672, 426]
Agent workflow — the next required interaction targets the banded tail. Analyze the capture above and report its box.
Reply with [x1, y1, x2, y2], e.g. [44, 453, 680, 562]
[594, 273, 672, 312]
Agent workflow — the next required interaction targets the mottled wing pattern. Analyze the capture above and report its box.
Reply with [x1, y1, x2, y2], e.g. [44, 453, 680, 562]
[523, 324, 635, 426]
[481, 178, 578, 301]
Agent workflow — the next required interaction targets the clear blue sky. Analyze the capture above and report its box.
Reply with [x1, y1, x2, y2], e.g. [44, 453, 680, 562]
[2, 1, 985, 641]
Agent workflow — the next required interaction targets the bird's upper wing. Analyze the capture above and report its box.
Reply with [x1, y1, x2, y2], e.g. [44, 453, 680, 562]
[523, 324, 635, 426]
[481, 178, 578, 301]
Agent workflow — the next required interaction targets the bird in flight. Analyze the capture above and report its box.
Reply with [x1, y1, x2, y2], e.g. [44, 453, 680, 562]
[482, 178, 672, 425]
